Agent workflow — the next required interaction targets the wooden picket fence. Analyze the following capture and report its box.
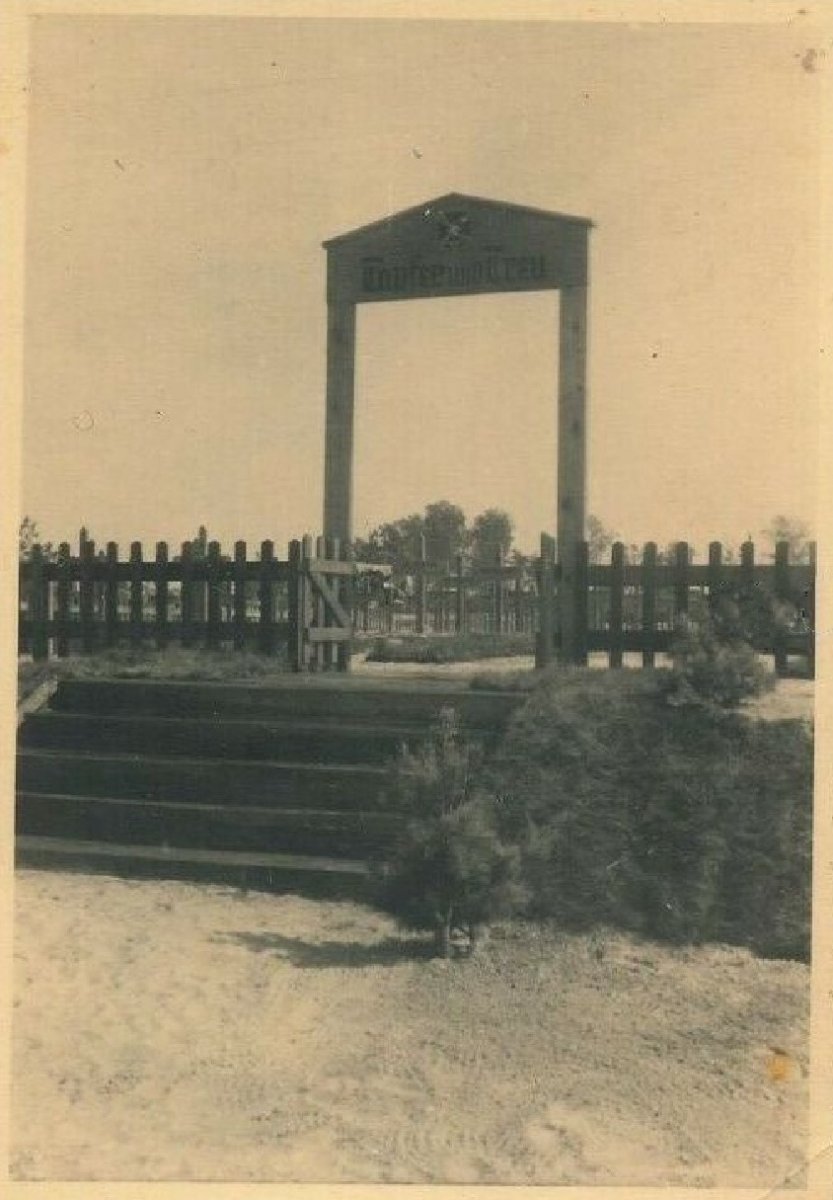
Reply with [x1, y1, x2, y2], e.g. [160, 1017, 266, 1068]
[536, 537, 816, 676]
[18, 534, 816, 676]
[18, 534, 357, 672]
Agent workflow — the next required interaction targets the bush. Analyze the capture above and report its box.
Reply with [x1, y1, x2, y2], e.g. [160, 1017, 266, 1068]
[364, 633, 533, 664]
[667, 605, 773, 709]
[486, 670, 812, 960]
[372, 708, 527, 956]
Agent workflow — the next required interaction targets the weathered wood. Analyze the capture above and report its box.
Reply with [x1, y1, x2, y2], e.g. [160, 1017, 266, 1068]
[574, 540, 589, 666]
[207, 541, 222, 650]
[79, 537, 96, 654]
[233, 541, 247, 651]
[286, 539, 303, 670]
[535, 533, 556, 668]
[155, 542, 169, 648]
[674, 542, 690, 620]
[129, 542, 143, 646]
[707, 541, 723, 613]
[56, 542, 71, 658]
[774, 541, 790, 676]
[323, 300, 357, 543]
[807, 541, 816, 679]
[641, 542, 658, 668]
[740, 541, 755, 596]
[259, 540, 276, 656]
[30, 545, 49, 662]
[105, 543, 119, 647]
[557, 284, 588, 664]
[180, 542, 195, 647]
[609, 541, 625, 668]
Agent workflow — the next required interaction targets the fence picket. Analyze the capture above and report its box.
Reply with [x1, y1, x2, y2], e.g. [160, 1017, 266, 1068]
[56, 542, 71, 658]
[105, 542, 119, 646]
[641, 542, 658, 667]
[130, 542, 143, 646]
[155, 542, 169, 649]
[79, 537, 96, 654]
[259, 540, 275, 656]
[807, 541, 816, 679]
[180, 542, 195, 647]
[707, 541, 723, 613]
[30, 545, 48, 662]
[535, 533, 556, 668]
[674, 541, 689, 620]
[774, 541, 790, 677]
[609, 541, 625, 668]
[574, 540, 589, 666]
[233, 541, 247, 651]
[207, 541, 222, 650]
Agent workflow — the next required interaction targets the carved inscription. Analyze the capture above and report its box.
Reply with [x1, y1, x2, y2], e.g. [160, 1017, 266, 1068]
[360, 254, 547, 296]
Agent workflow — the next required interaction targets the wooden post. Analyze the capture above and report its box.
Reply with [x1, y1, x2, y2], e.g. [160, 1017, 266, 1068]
[129, 542, 143, 647]
[180, 541, 194, 647]
[535, 533, 556, 669]
[557, 284, 588, 664]
[740, 541, 755, 598]
[641, 542, 658, 668]
[337, 538, 353, 673]
[707, 541, 723, 615]
[233, 541, 247, 651]
[155, 542, 169, 649]
[574, 540, 589, 667]
[609, 541, 625, 668]
[56, 542, 71, 659]
[207, 541, 222, 650]
[415, 533, 427, 636]
[259, 540, 275, 656]
[79, 536, 95, 654]
[287, 539, 303, 671]
[674, 541, 690, 625]
[774, 541, 790, 677]
[323, 300, 357, 543]
[105, 542, 119, 647]
[30, 545, 48, 662]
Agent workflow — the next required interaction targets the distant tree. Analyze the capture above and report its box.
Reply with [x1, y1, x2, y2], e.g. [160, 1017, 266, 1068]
[586, 514, 618, 563]
[18, 516, 55, 561]
[423, 501, 467, 566]
[354, 513, 425, 570]
[762, 515, 812, 563]
[468, 508, 514, 569]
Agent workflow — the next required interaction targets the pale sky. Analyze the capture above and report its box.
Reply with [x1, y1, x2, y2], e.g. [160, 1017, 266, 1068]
[21, 15, 823, 556]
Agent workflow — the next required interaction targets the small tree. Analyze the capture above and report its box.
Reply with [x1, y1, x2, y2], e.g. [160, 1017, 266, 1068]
[373, 708, 527, 957]
[586, 514, 618, 564]
[468, 508, 514, 569]
[762, 515, 812, 564]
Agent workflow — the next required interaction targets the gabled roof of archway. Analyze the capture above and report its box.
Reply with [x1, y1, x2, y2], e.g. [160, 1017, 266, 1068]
[322, 192, 593, 248]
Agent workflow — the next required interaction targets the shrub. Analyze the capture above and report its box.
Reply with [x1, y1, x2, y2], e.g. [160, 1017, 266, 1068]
[486, 670, 812, 959]
[372, 708, 527, 957]
[667, 605, 773, 709]
[364, 633, 533, 664]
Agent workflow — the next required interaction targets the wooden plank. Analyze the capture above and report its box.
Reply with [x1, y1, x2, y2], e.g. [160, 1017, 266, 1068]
[336, 538, 353, 673]
[233, 541, 247, 651]
[79, 537, 96, 654]
[155, 542, 169, 649]
[535, 533, 556, 668]
[259, 540, 275, 656]
[641, 542, 658, 668]
[105, 542, 119, 647]
[129, 542, 143, 646]
[180, 541, 195, 647]
[307, 627, 352, 643]
[55, 542, 71, 658]
[207, 540, 222, 650]
[323, 537, 337, 671]
[313, 536, 327, 671]
[740, 540, 755, 597]
[30, 545, 49, 662]
[774, 541, 790, 677]
[609, 541, 625, 668]
[674, 542, 689, 621]
[287, 539, 303, 671]
[574, 540, 589, 666]
[557, 284, 588, 665]
[707, 541, 723, 614]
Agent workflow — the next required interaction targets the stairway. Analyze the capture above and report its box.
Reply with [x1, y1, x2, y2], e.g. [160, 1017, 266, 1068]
[15, 676, 521, 894]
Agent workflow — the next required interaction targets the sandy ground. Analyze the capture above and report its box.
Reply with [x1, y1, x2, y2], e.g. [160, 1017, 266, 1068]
[11, 871, 809, 1186]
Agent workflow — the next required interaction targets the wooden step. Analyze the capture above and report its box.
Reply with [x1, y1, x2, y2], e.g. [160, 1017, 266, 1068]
[19, 711, 444, 764]
[48, 677, 522, 727]
[15, 835, 371, 897]
[16, 748, 389, 810]
[16, 791, 399, 857]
